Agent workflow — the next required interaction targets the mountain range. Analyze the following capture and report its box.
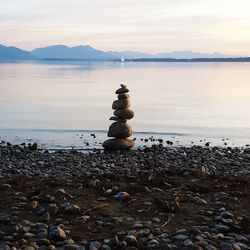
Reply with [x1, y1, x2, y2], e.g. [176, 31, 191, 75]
[0, 44, 35, 60]
[0, 44, 236, 61]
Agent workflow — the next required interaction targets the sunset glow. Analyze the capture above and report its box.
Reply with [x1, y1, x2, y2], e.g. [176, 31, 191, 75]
[1, 0, 250, 55]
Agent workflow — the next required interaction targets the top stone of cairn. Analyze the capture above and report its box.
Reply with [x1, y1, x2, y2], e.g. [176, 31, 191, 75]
[115, 84, 129, 94]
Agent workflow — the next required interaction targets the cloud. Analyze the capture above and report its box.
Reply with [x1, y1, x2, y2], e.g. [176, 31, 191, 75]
[0, 0, 250, 55]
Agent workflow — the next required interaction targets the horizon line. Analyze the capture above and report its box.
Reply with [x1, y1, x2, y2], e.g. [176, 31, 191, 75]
[0, 43, 239, 57]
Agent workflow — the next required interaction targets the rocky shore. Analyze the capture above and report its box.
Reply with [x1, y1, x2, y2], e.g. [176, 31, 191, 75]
[0, 143, 250, 250]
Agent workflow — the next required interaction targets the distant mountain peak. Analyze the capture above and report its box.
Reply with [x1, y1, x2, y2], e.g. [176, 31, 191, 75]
[0, 44, 35, 60]
[43, 44, 69, 48]
[31, 44, 112, 60]
[74, 45, 92, 48]
[0, 43, 238, 60]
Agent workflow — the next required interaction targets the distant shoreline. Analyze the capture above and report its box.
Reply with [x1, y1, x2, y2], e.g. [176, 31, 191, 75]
[40, 57, 250, 62]
[1, 57, 250, 62]
[130, 57, 250, 62]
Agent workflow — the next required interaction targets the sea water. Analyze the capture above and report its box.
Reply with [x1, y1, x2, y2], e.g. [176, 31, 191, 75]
[0, 61, 250, 148]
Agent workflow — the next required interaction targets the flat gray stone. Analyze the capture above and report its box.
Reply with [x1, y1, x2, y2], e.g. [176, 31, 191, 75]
[173, 234, 189, 241]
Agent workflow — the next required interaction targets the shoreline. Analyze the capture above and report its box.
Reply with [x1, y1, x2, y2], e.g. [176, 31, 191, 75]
[1, 129, 250, 151]
[2, 58, 250, 63]
[0, 144, 250, 249]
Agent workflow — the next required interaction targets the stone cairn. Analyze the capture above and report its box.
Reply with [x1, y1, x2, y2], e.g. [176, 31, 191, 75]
[103, 84, 135, 150]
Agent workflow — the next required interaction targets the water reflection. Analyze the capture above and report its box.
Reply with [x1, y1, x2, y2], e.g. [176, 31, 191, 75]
[0, 61, 250, 143]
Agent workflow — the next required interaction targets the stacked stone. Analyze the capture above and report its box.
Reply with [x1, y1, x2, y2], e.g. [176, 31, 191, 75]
[103, 84, 135, 150]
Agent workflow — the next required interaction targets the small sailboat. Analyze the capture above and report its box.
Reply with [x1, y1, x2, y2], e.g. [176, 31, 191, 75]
[120, 56, 125, 63]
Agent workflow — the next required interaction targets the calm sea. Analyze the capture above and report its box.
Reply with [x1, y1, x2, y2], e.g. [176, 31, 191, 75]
[0, 61, 250, 149]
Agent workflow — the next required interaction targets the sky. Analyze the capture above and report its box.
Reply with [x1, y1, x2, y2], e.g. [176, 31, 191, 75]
[1, 0, 250, 55]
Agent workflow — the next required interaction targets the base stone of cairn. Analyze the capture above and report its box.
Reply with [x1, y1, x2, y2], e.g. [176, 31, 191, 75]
[103, 84, 135, 150]
[102, 138, 134, 150]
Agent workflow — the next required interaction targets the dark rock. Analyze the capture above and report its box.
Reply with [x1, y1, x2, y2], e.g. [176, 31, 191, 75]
[108, 122, 132, 138]
[213, 224, 230, 233]
[47, 204, 59, 216]
[173, 234, 189, 241]
[109, 116, 127, 123]
[29, 201, 39, 209]
[154, 198, 177, 213]
[40, 212, 50, 222]
[2, 184, 11, 191]
[118, 93, 130, 100]
[102, 139, 135, 150]
[147, 239, 159, 248]
[0, 213, 10, 224]
[89, 241, 102, 249]
[114, 109, 134, 119]
[30, 143, 38, 151]
[124, 235, 138, 247]
[48, 227, 66, 241]
[132, 223, 144, 229]
[63, 244, 79, 250]
[101, 244, 112, 250]
[112, 99, 131, 110]
[115, 87, 129, 94]
[63, 204, 81, 214]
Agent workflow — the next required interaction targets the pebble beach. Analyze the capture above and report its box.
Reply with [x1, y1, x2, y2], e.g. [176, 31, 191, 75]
[0, 143, 250, 250]
[2, 0, 250, 249]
